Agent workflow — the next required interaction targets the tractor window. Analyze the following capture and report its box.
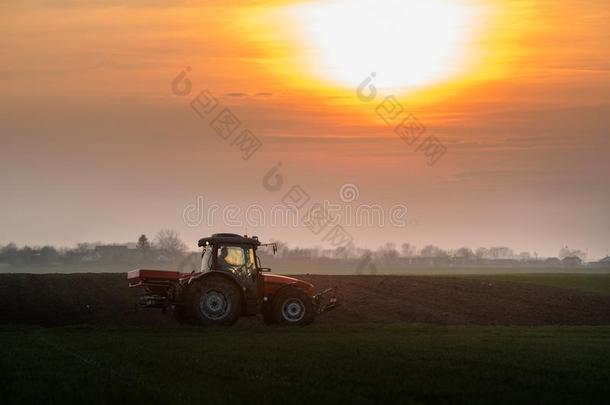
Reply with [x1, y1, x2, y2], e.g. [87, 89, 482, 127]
[216, 245, 257, 279]
[246, 247, 256, 272]
[217, 246, 246, 272]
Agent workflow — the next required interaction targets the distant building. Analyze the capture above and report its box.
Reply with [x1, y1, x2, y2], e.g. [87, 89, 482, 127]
[94, 245, 130, 259]
[561, 256, 583, 267]
[592, 256, 610, 268]
[544, 257, 561, 266]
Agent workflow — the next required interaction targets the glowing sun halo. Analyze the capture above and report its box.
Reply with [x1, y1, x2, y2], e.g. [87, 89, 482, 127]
[282, 0, 484, 91]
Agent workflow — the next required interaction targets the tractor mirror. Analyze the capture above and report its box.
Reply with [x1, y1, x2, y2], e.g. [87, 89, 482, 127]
[260, 242, 278, 255]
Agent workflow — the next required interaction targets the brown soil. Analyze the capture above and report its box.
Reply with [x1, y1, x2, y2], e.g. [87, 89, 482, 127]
[302, 275, 610, 325]
[2, 273, 610, 326]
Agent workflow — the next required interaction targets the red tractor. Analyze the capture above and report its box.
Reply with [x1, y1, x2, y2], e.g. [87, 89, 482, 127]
[127, 233, 337, 326]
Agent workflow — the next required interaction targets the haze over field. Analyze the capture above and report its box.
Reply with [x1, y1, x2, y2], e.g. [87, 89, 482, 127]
[1, 0, 609, 258]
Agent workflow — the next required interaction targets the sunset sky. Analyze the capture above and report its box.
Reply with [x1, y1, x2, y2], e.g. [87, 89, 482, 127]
[1, 0, 609, 258]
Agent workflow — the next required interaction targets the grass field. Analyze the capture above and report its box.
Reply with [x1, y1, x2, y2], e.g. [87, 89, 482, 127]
[3, 324, 610, 404]
[481, 273, 610, 296]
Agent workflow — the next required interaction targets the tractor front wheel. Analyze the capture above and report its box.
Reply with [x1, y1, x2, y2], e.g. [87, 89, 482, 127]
[271, 287, 315, 326]
[189, 276, 242, 326]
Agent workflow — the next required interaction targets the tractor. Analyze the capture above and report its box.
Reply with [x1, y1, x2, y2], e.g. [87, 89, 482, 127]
[127, 233, 337, 326]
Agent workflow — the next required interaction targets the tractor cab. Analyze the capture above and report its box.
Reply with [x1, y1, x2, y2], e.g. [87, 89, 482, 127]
[198, 233, 269, 275]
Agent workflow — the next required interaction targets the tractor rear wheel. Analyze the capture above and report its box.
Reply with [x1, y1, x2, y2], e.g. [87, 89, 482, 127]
[189, 276, 242, 326]
[271, 287, 315, 326]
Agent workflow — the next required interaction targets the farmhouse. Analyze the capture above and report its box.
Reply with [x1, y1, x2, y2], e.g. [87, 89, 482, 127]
[561, 256, 583, 267]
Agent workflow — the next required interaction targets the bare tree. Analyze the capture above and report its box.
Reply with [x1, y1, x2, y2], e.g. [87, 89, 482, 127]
[376, 242, 399, 264]
[488, 246, 514, 260]
[453, 247, 475, 260]
[475, 247, 489, 260]
[400, 243, 417, 258]
[420, 245, 448, 258]
[154, 229, 187, 256]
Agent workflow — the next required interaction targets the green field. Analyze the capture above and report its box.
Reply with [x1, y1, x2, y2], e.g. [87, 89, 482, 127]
[3, 325, 610, 404]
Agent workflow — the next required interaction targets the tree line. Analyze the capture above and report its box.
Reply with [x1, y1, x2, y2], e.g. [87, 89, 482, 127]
[262, 242, 588, 263]
[0, 230, 187, 267]
[0, 231, 589, 268]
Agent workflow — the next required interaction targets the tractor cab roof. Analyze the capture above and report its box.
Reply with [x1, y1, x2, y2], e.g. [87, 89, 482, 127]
[197, 233, 261, 248]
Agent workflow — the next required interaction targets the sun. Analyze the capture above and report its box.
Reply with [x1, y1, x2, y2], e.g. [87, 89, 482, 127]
[284, 0, 484, 92]
[236, 0, 508, 97]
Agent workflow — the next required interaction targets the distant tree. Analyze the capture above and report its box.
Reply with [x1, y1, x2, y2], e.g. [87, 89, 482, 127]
[285, 247, 314, 259]
[420, 245, 448, 258]
[488, 246, 514, 260]
[453, 247, 475, 260]
[75, 242, 95, 253]
[355, 247, 374, 260]
[400, 243, 417, 258]
[137, 234, 151, 252]
[311, 246, 323, 259]
[488, 247, 501, 259]
[475, 247, 489, 260]
[334, 244, 352, 259]
[19, 246, 34, 264]
[1, 242, 17, 253]
[376, 242, 399, 263]
[0, 243, 19, 264]
[154, 229, 187, 256]
[39, 246, 59, 264]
